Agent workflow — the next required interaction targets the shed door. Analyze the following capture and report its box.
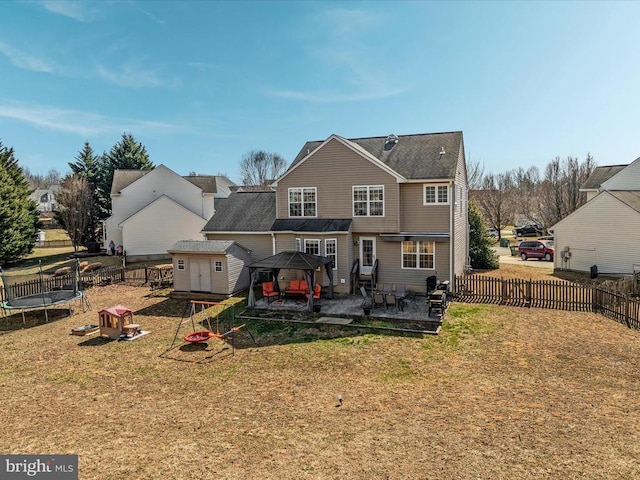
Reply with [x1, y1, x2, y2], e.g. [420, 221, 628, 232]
[190, 258, 211, 292]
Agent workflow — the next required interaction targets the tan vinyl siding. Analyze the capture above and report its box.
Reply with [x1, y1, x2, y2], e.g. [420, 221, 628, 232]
[276, 138, 400, 233]
[399, 183, 450, 231]
[452, 144, 469, 275]
[227, 245, 252, 293]
[553, 193, 640, 274]
[353, 234, 450, 291]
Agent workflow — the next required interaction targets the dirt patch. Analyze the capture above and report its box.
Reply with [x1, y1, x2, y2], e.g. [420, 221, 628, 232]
[0, 284, 638, 479]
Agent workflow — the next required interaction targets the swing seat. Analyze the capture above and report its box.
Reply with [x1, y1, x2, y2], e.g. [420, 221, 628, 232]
[184, 330, 215, 343]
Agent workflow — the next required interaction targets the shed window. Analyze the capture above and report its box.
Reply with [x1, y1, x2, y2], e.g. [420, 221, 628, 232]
[177, 259, 185, 271]
[214, 261, 223, 272]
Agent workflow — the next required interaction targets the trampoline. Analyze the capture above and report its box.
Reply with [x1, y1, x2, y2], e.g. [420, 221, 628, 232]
[1, 260, 89, 323]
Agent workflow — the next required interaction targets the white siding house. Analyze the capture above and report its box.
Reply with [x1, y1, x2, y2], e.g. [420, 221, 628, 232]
[104, 164, 231, 261]
[552, 157, 640, 275]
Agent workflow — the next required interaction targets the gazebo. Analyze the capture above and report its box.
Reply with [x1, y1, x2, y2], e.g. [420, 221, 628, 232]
[247, 251, 334, 312]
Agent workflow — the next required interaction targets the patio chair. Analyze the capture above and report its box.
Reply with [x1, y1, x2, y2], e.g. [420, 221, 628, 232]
[385, 293, 397, 312]
[395, 284, 407, 311]
[373, 292, 385, 310]
[262, 281, 279, 304]
[360, 286, 373, 313]
[305, 283, 322, 300]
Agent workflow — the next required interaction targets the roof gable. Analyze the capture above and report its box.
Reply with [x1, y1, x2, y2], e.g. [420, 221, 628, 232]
[119, 164, 203, 196]
[552, 190, 640, 230]
[272, 134, 406, 186]
[279, 131, 463, 184]
[118, 195, 205, 226]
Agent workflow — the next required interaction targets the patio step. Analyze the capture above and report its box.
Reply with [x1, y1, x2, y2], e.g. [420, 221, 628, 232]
[315, 316, 354, 325]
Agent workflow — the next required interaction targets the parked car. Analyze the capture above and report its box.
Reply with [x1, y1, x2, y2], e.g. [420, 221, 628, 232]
[512, 224, 543, 238]
[487, 228, 499, 238]
[518, 240, 554, 261]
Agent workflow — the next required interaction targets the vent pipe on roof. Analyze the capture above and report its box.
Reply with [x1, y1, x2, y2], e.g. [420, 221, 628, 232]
[384, 134, 399, 151]
[440, 147, 446, 155]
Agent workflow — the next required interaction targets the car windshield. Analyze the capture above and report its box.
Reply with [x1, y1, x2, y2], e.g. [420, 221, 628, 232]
[545, 241, 554, 247]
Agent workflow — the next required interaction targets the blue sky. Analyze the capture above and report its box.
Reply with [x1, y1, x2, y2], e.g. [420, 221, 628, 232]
[2, 1, 640, 183]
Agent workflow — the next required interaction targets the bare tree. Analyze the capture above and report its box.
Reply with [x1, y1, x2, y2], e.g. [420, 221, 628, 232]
[239, 150, 287, 187]
[466, 156, 485, 190]
[470, 172, 515, 239]
[511, 166, 542, 225]
[56, 175, 95, 252]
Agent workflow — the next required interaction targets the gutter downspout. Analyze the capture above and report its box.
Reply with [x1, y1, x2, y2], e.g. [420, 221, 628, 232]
[271, 232, 276, 255]
[449, 181, 454, 282]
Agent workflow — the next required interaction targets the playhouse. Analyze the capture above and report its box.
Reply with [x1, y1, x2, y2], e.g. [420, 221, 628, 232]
[98, 305, 138, 339]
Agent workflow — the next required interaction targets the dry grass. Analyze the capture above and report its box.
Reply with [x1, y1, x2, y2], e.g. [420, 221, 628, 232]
[0, 271, 639, 479]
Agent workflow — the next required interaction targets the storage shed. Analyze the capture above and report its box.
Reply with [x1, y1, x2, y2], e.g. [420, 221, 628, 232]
[168, 240, 253, 295]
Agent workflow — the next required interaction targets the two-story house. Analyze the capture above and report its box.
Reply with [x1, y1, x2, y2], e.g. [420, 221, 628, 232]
[174, 131, 468, 295]
[552, 157, 640, 275]
[104, 164, 235, 262]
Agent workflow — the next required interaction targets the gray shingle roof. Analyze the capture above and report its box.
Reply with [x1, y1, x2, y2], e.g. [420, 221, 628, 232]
[271, 218, 352, 232]
[203, 191, 276, 232]
[168, 239, 248, 254]
[290, 131, 464, 180]
[111, 170, 148, 194]
[582, 165, 628, 189]
[183, 175, 217, 194]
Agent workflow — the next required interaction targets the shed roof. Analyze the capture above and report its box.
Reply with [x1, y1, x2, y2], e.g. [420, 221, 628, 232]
[98, 305, 133, 317]
[168, 239, 250, 254]
[290, 131, 463, 180]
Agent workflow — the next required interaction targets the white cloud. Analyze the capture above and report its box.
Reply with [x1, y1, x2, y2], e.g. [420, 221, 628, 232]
[41, 0, 95, 22]
[322, 8, 383, 37]
[0, 102, 179, 137]
[0, 41, 57, 73]
[96, 64, 165, 88]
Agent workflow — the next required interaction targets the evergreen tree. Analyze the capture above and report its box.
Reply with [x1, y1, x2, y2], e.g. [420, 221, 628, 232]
[68, 141, 102, 241]
[0, 141, 40, 265]
[95, 133, 154, 218]
[468, 201, 499, 270]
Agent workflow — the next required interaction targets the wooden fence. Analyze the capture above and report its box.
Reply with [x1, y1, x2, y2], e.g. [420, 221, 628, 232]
[34, 240, 74, 248]
[453, 274, 640, 330]
[0, 265, 173, 305]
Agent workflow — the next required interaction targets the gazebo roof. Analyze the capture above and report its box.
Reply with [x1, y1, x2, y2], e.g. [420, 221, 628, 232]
[248, 251, 332, 271]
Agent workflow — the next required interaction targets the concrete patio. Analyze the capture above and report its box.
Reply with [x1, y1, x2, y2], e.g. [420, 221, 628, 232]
[245, 290, 445, 325]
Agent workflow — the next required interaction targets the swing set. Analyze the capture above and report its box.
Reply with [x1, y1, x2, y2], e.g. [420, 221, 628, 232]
[163, 300, 253, 357]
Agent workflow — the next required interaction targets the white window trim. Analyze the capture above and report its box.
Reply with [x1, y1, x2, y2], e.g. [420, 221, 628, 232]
[352, 185, 385, 217]
[288, 187, 317, 218]
[423, 183, 449, 205]
[400, 241, 436, 270]
[177, 259, 186, 271]
[295, 237, 302, 252]
[304, 238, 320, 256]
[214, 260, 223, 272]
[325, 238, 337, 270]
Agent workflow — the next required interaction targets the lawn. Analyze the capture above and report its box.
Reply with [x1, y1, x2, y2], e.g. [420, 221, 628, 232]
[0, 269, 638, 479]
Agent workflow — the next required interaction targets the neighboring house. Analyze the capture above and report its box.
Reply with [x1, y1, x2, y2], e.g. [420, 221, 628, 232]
[552, 157, 640, 275]
[168, 240, 252, 295]
[104, 164, 233, 261]
[30, 185, 60, 212]
[198, 131, 468, 294]
[579, 164, 627, 202]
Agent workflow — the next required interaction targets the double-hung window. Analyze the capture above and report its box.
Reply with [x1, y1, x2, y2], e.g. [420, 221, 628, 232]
[289, 187, 317, 217]
[325, 239, 337, 270]
[402, 241, 435, 269]
[304, 239, 320, 256]
[424, 184, 449, 205]
[353, 185, 384, 216]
